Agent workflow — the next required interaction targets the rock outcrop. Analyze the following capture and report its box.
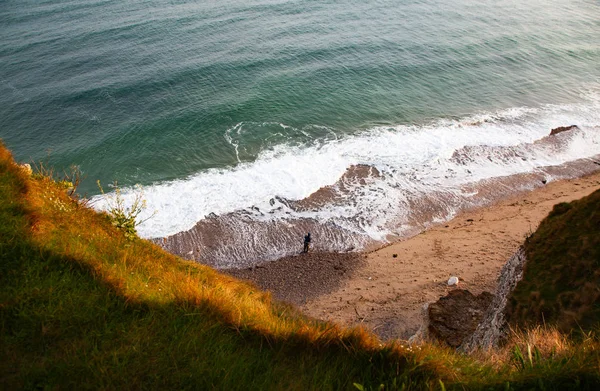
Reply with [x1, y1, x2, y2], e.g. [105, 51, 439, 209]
[460, 247, 527, 351]
[427, 289, 494, 348]
[550, 125, 579, 136]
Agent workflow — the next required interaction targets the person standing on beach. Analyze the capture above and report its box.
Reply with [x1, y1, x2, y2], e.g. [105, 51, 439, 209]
[303, 232, 311, 253]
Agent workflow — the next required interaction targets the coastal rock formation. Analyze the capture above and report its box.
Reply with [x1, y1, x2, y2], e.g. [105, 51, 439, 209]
[450, 125, 588, 168]
[550, 125, 579, 136]
[427, 289, 494, 348]
[460, 247, 527, 351]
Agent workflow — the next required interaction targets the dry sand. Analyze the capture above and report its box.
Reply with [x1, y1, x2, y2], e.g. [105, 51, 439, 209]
[225, 171, 600, 341]
[299, 172, 600, 341]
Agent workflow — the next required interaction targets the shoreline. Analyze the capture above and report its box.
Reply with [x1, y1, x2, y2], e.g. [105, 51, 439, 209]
[153, 128, 600, 269]
[225, 170, 600, 341]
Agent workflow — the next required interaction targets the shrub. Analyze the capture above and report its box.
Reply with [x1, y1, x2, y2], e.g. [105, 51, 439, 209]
[96, 180, 155, 240]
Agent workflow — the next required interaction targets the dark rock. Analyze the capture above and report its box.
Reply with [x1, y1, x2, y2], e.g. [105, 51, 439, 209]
[550, 125, 579, 136]
[461, 247, 527, 352]
[427, 289, 495, 348]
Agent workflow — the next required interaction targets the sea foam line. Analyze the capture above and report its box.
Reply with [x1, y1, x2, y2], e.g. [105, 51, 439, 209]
[92, 94, 600, 239]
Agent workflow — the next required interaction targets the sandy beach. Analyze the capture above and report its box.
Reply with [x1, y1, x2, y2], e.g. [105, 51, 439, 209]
[225, 170, 600, 341]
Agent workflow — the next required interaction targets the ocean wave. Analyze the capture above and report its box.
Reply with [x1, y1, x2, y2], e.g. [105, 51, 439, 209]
[91, 93, 600, 244]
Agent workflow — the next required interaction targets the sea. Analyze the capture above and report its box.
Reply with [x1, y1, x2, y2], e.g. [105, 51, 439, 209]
[2, 0, 599, 267]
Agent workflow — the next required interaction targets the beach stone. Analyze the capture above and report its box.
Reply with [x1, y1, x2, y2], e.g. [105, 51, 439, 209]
[550, 125, 578, 136]
[427, 289, 495, 348]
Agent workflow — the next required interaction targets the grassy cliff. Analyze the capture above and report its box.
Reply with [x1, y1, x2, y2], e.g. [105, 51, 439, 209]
[0, 143, 450, 389]
[1, 142, 599, 390]
[507, 189, 600, 333]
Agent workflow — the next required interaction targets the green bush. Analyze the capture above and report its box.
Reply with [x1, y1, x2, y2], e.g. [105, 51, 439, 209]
[96, 180, 155, 240]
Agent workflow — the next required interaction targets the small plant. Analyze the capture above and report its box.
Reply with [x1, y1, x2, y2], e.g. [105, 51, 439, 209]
[32, 160, 85, 200]
[62, 164, 84, 198]
[31, 159, 55, 180]
[96, 180, 156, 240]
[353, 383, 386, 391]
[511, 343, 543, 371]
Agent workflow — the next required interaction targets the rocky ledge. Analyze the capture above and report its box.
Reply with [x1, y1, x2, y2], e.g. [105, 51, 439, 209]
[461, 247, 527, 351]
[427, 289, 495, 348]
[412, 247, 528, 350]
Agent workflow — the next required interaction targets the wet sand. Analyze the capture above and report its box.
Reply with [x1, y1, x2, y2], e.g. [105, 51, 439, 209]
[226, 171, 600, 341]
[225, 252, 365, 305]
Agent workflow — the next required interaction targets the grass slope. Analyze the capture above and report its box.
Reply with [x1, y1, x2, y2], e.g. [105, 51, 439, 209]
[1, 141, 599, 390]
[0, 144, 444, 389]
[508, 189, 600, 333]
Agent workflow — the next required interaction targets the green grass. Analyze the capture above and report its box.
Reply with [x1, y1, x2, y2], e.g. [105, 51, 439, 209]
[1, 141, 600, 390]
[0, 143, 440, 389]
[507, 190, 600, 333]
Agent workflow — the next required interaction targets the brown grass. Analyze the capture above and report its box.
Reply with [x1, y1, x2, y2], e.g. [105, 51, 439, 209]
[3, 141, 600, 390]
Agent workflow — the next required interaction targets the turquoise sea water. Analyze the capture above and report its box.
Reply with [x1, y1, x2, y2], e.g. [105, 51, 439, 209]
[2, 0, 600, 248]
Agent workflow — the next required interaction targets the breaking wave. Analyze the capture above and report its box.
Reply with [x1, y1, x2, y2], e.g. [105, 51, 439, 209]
[92, 93, 600, 266]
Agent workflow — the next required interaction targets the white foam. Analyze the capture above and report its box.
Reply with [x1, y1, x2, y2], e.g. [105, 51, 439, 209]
[92, 91, 600, 239]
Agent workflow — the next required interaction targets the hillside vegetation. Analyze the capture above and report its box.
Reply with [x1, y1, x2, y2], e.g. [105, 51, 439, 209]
[1, 141, 599, 390]
[507, 189, 600, 333]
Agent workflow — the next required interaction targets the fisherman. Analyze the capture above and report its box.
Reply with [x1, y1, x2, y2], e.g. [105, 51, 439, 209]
[303, 232, 311, 253]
